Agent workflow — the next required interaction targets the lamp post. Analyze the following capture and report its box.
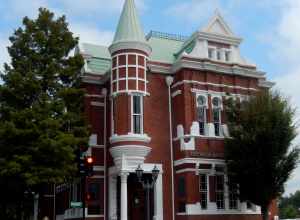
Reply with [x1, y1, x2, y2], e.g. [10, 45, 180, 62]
[135, 165, 160, 220]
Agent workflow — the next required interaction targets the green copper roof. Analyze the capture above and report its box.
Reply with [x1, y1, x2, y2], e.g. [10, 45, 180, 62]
[80, 31, 187, 75]
[112, 0, 146, 44]
[147, 34, 184, 63]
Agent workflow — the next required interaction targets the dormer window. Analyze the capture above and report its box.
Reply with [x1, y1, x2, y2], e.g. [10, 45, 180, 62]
[208, 48, 214, 59]
[207, 44, 231, 63]
[217, 49, 221, 60]
[225, 51, 231, 62]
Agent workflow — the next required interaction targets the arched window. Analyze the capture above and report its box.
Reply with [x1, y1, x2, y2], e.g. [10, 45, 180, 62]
[197, 95, 207, 135]
[212, 97, 222, 136]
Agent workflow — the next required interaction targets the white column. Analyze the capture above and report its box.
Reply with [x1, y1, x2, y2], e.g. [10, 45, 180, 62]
[120, 172, 129, 220]
[153, 173, 163, 220]
[109, 175, 117, 220]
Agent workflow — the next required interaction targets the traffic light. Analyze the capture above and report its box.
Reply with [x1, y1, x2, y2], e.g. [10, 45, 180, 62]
[76, 149, 86, 176]
[85, 156, 94, 177]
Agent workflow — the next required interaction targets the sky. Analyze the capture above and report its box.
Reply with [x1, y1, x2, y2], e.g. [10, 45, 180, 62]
[0, 0, 299, 195]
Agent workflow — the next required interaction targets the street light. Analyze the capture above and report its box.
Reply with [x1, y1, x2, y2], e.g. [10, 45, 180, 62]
[135, 165, 160, 220]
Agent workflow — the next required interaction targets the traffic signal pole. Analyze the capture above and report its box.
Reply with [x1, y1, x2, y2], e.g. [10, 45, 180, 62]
[82, 175, 86, 220]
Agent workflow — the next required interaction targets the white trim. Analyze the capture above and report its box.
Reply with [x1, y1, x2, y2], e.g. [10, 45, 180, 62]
[171, 90, 182, 98]
[85, 94, 105, 98]
[172, 59, 265, 79]
[110, 133, 151, 143]
[90, 144, 105, 149]
[93, 166, 105, 171]
[174, 158, 225, 167]
[191, 88, 250, 100]
[175, 168, 197, 174]
[90, 101, 104, 107]
[112, 90, 150, 97]
[172, 79, 258, 91]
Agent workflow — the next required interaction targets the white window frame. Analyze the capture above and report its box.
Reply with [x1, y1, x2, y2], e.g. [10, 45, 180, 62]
[215, 174, 225, 210]
[196, 94, 208, 136]
[208, 46, 231, 63]
[131, 94, 143, 134]
[199, 173, 208, 210]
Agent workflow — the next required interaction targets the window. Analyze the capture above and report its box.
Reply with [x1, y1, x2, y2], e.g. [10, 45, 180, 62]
[228, 179, 238, 210]
[212, 97, 222, 136]
[208, 48, 214, 59]
[87, 182, 103, 215]
[199, 174, 208, 209]
[178, 176, 186, 197]
[216, 175, 225, 209]
[225, 51, 231, 62]
[197, 96, 207, 135]
[132, 95, 143, 134]
[247, 201, 253, 210]
[217, 49, 221, 60]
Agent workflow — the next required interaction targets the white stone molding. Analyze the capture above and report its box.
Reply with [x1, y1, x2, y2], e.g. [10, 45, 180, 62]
[171, 90, 182, 98]
[173, 79, 258, 92]
[110, 134, 151, 144]
[172, 59, 265, 79]
[109, 41, 152, 56]
[109, 145, 151, 171]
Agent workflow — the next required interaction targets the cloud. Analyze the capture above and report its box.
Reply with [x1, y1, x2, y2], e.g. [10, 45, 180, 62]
[165, 0, 220, 26]
[2, 0, 48, 21]
[57, 0, 147, 16]
[0, 34, 10, 71]
[70, 24, 114, 46]
[271, 0, 300, 195]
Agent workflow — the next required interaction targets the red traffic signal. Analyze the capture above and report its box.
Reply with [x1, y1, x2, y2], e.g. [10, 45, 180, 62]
[86, 157, 93, 164]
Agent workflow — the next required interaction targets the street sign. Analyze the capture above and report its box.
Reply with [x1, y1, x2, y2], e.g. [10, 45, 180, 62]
[70, 202, 82, 208]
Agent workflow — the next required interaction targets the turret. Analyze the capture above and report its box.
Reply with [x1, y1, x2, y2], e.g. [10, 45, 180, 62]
[109, 0, 152, 171]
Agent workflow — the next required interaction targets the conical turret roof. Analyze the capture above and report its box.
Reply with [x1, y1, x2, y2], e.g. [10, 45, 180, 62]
[109, 0, 151, 55]
[113, 0, 146, 44]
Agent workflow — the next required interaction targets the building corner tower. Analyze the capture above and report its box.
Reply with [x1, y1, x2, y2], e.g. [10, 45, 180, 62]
[108, 0, 152, 219]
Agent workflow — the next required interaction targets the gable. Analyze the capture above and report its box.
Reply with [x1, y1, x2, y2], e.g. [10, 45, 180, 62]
[202, 11, 235, 37]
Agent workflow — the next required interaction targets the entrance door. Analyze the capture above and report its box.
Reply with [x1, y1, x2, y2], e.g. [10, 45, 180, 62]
[127, 173, 154, 220]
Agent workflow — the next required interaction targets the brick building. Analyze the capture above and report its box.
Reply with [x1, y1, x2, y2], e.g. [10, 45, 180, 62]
[55, 0, 278, 220]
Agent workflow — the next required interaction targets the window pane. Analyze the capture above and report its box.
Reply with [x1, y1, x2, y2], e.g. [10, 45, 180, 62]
[197, 96, 206, 106]
[199, 174, 207, 209]
[217, 50, 221, 60]
[197, 106, 206, 135]
[208, 48, 214, 59]
[216, 175, 224, 209]
[133, 96, 141, 114]
[178, 177, 186, 197]
[133, 115, 141, 134]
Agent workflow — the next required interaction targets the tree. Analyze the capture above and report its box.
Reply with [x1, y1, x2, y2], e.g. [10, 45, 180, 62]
[279, 190, 300, 218]
[224, 91, 299, 220]
[280, 205, 298, 219]
[0, 8, 89, 218]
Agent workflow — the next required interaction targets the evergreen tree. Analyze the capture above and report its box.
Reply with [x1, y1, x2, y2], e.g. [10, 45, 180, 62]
[224, 91, 299, 220]
[0, 8, 89, 217]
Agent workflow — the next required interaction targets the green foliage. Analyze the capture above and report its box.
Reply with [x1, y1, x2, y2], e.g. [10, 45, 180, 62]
[279, 190, 300, 218]
[0, 7, 89, 214]
[224, 91, 299, 220]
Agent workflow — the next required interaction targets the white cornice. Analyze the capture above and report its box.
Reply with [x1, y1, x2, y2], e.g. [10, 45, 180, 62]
[110, 134, 151, 144]
[172, 59, 265, 79]
[109, 41, 152, 55]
